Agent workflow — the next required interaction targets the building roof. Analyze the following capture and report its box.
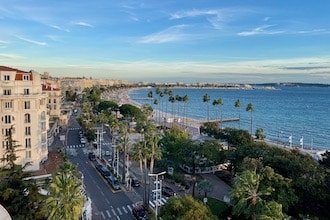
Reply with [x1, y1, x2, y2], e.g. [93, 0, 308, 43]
[0, 66, 30, 73]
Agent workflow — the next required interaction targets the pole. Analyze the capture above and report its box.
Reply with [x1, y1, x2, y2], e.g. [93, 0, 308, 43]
[148, 171, 166, 219]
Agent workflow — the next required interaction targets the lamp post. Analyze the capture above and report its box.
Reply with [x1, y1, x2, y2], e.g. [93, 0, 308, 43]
[148, 171, 166, 219]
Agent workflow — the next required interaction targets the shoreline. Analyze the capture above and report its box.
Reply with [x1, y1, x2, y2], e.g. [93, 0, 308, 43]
[104, 88, 328, 157]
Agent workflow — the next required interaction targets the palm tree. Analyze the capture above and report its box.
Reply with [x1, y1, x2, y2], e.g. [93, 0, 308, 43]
[234, 99, 241, 129]
[197, 179, 213, 200]
[45, 162, 84, 220]
[203, 93, 211, 121]
[182, 94, 189, 127]
[212, 98, 223, 128]
[231, 170, 275, 220]
[169, 95, 176, 127]
[159, 91, 164, 125]
[147, 91, 153, 106]
[155, 87, 162, 123]
[246, 103, 255, 135]
[145, 127, 162, 174]
[118, 121, 131, 184]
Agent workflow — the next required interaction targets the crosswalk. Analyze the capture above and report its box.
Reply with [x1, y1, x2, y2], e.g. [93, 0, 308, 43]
[97, 203, 136, 219]
[68, 127, 81, 131]
[96, 198, 169, 219]
[149, 197, 168, 208]
[66, 144, 85, 148]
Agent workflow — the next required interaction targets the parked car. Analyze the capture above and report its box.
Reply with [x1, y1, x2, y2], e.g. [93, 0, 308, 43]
[80, 138, 86, 144]
[88, 152, 96, 161]
[107, 175, 120, 190]
[162, 186, 176, 197]
[95, 164, 103, 172]
[100, 167, 111, 177]
[131, 177, 140, 187]
[132, 206, 148, 220]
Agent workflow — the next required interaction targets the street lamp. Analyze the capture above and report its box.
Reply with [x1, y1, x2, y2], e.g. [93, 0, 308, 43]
[148, 171, 166, 219]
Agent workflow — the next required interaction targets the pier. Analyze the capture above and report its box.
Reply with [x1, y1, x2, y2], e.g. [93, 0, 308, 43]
[198, 118, 240, 124]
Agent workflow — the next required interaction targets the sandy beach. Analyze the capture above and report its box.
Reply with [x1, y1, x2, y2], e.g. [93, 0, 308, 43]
[102, 88, 202, 136]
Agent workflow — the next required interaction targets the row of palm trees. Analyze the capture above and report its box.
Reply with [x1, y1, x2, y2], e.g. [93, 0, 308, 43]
[148, 88, 255, 134]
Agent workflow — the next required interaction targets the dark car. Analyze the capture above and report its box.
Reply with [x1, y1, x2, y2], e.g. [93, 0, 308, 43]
[162, 186, 176, 197]
[132, 206, 148, 220]
[131, 177, 140, 187]
[100, 167, 111, 177]
[88, 152, 96, 161]
[95, 164, 103, 172]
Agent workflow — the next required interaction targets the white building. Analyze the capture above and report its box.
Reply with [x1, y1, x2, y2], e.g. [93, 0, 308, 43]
[0, 66, 48, 171]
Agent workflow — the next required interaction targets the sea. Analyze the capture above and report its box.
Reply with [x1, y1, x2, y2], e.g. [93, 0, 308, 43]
[128, 85, 330, 151]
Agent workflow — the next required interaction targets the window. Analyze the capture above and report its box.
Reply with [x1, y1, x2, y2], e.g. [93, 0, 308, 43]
[24, 89, 30, 95]
[24, 101, 30, 109]
[25, 138, 31, 148]
[4, 101, 12, 109]
[3, 128, 11, 136]
[25, 127, 31, 136]
[25, 114, 31, 123]
[41, 133, 47, 143]
[3, 115, 11, 124]
[53, 98, 56, 103]
[48, 99, 51, 104]
[23, 75, 29, 80]
[41, 121, 46, 130]
[4, 75, 10, 80]
[41, 111, 46, 120]
[26, 151, 31, 159]
[2, 141, 9, 149]
[3, 89, 11, 95]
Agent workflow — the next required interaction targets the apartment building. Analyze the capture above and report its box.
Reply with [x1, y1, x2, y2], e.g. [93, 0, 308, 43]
[0, 66, 48, 171]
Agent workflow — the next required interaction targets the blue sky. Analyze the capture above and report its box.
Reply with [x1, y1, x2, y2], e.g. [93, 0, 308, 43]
[1, 0, 330, 83]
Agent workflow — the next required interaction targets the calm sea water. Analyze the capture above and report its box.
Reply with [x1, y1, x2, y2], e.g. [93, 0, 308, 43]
[128, 86, 330, 151]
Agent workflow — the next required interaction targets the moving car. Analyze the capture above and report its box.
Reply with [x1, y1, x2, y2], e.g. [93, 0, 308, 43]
[162, 186, 176, 197]
[88, 152, 96, 161]
[131, 177, 140, 187]
[132, 206, 148, 220]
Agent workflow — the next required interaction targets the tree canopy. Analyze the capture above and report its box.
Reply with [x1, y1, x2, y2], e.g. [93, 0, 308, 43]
[160, 195, 217, 220]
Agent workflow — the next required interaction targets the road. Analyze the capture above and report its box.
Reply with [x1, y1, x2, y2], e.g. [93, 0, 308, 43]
[66, 117, 142, 220]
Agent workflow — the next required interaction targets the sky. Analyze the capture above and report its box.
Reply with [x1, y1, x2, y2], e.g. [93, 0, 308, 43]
[1, 0, 330, 84]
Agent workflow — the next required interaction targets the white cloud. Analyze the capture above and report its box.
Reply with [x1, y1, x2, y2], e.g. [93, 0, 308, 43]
[49, 25, 70, 32]
[0, 40, 9, 44]
[73, 21, 94, 28]
[137, 25, 194, 44]
[0, 53, 22, 59]
[15, 36, 47, 46]
[237, 24, 283, 36]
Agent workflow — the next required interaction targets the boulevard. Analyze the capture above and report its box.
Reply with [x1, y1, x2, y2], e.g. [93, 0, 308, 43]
[65, 116, 142, 220]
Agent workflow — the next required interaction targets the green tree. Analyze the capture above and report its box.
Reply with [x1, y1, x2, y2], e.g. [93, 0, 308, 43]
[160, 195, 217, 220]
[44, 162, 84, 220]
[246, 103, 255, 135]
[212, 98, 223, 128]
[117, 121, 131, 183]
[0, 127, 45, 219]
[203, 93, 211, 121]
[197, 179, 213, 199]
[231, 169, 284, 220]
[160, 125, 192, 169]
[255, 128, 266, 140]
[182, 94, 189, 126]
[234, 99, 241, 129]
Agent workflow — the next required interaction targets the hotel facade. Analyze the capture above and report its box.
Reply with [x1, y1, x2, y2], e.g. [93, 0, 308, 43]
[0, 66, 48, 171]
